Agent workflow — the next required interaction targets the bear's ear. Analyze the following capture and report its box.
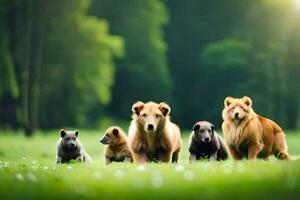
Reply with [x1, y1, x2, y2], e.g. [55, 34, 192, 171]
[211, 124, 215, 133]
[193, 124, 200, 132]
[112, 128, 119, 136]
[224, 96, 234, 107]
[159, 102, 171, 116]
[75, 130, 79, 137]
[242, 96, 252, 107]
[60, 129, 66, 138]
[132, 101, 144, 116]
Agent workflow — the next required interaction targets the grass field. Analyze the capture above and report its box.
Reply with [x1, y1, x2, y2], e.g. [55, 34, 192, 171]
[0, 129, 300, 200]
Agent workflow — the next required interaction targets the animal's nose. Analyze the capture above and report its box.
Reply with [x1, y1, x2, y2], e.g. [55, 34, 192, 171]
[147, 124, 154, 131]
[71, 143, 75, 147]
[235, 112, 239, 118]
[204, 138, 210, 142]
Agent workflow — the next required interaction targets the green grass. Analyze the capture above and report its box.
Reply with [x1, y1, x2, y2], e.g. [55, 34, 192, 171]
[0, 130, 300, 200]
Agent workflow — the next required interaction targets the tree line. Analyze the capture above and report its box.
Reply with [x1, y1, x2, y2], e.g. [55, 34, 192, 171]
[0, 0, 300, 135]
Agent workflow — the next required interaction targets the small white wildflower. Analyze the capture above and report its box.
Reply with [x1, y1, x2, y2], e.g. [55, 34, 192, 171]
[22, 157, 26, 161]
[183, 170, 195, 181]
[27, 173, 37, 182]
[67, 166, 73, 170]
[31, 165, 39, 171]
[4, 162, 9, 168]
[16, 173, 24, 181]
[152, 175, 163, 188]
[32, 160, 38, 165]
[44, 166, 49, 170]
[175, 164, 185, 172]
[136, 165, 146, 171]
[114, 170, 125, 179]
[152, 170, 161, 177]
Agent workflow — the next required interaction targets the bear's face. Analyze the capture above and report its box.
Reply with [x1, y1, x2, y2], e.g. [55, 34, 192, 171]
[100, 127, 121, 146]
[60, 130, 78, 149]
[132, 101, 170, 133]
[223, 96, 253, 122]
[193, 121, 214, 143]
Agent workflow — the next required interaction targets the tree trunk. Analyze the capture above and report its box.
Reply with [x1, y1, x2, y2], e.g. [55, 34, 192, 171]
[28, 0, 48, 131]
[10, 0, 33, 136]
[21, 0, 33, 136]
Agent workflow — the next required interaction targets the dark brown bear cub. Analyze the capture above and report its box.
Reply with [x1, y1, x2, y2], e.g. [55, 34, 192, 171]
[189, 121, 228, 162]
[100, 126, 133, 165]
[56, 129, 92, 164]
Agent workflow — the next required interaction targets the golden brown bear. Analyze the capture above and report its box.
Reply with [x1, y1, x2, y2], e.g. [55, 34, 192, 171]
[128, 101, 182, 164]
[222, 96, 293, 160]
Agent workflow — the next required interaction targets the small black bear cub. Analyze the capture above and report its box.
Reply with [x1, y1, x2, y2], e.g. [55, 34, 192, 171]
[188, 121, 228, 162]
[56, 129, 92, 164]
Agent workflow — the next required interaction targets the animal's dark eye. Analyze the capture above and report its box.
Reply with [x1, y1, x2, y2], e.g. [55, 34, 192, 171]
[208, 130, 212, 133]
[105, 133, 109, 137]
[156, 114, 161, 118]
[142, 113, 147, 117]
[200, 130, 204, 133]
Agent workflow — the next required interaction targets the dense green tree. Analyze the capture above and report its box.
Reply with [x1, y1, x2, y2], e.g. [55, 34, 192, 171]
[90, 0, 173, 119]
[166, 0, 252, 128]
[1, 0, 300, 133]
[0, 0, 123, 133]
[39, 0, 124, 128]
[0, 1, 19, 129]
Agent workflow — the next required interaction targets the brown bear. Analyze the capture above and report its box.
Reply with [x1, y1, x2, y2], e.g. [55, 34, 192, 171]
[222, 96, 293, 160]
[56, 129, 92, 164]
[189, 121, 228, 162]
[100, 126, 133, 164]
[128, 101, 182, 164]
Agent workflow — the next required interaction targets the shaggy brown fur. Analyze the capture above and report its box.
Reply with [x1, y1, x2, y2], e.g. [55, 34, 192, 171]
[56, 129, 92, 163]
[128, 101, 182, 164]
[189, 121, 228, 162]
[222, 96, 293, 160]
[100, 126, 133, 164]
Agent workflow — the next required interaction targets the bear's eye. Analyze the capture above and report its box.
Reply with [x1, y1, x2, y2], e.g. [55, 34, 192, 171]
[105, 133, 109, 137]
[240, 106, 246, 111]
[142, 113, 147, 118]
[156, 114, 162, 118]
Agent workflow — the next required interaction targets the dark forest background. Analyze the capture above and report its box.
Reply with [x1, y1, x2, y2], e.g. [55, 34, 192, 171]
[1, 0, 300, 135]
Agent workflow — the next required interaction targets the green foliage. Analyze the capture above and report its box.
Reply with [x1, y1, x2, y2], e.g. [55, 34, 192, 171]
[90, 0, 173, 118]
[40, 0, 124, 127]
[0, 31, 18, 99]
[202, 39, 251, 70]
[1, 0, 300, 132]
[0, 131, 300, 199]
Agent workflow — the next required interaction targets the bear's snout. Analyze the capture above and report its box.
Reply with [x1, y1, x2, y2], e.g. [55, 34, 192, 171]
[67, 141, 77, 149]
[147, 124, 154, 131]
[204, 137, 210, 143]
[234, 112, 239, 118]
[100, 136, 110, 145]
